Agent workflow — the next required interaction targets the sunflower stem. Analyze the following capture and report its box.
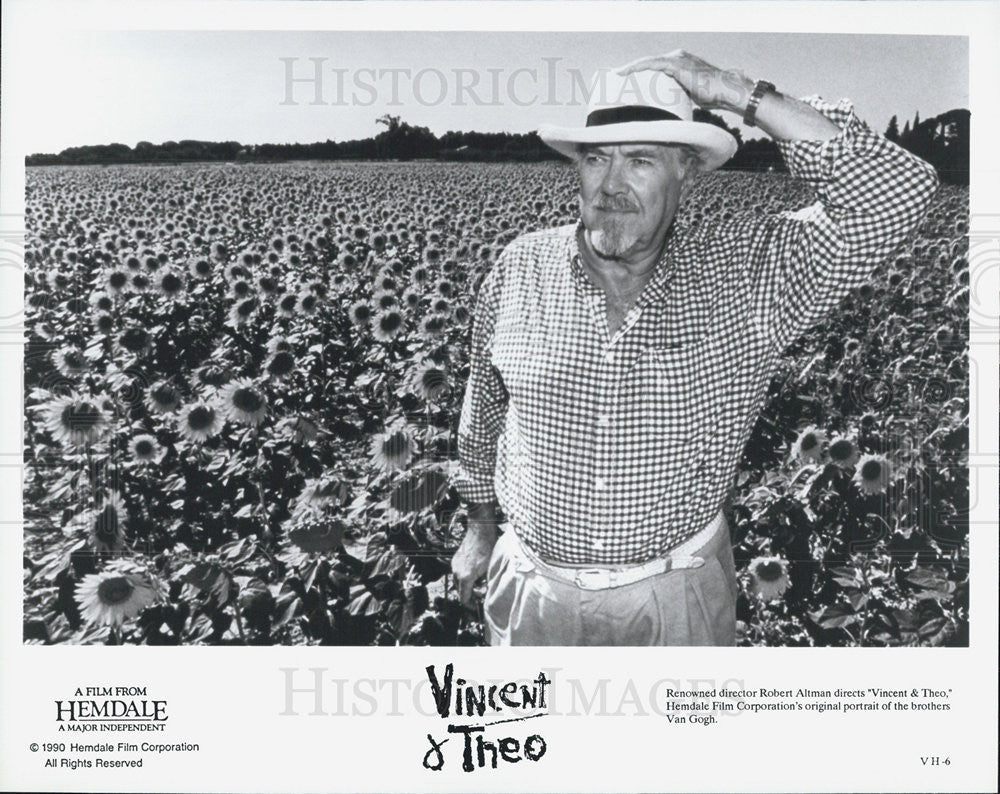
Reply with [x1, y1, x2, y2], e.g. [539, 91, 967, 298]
[233, 601, 247, 644]
[252, 425, 272, 545]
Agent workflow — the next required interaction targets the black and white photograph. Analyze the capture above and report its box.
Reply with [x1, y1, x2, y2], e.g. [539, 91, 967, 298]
[1, 1, 997, 792]
[18, 27, 972, 648]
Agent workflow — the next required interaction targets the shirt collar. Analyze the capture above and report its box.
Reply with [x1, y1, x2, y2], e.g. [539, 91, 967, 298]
[567, 219, 686, 307]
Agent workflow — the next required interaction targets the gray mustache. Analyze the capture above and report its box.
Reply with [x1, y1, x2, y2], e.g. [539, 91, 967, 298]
[594, 202, 639, 212]
[593, 198, 639, 211]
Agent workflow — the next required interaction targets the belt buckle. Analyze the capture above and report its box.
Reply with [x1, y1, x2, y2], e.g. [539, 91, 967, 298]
[574, 568, 612, 590]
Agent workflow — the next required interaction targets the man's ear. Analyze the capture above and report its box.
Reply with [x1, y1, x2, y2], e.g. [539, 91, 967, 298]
[679, 168, 698, 204]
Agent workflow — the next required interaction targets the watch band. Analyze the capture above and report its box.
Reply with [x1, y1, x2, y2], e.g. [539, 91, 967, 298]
[743, 80, 776, 128]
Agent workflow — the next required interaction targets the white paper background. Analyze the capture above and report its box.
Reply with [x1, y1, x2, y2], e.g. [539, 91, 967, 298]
[1, 2, 997, 792]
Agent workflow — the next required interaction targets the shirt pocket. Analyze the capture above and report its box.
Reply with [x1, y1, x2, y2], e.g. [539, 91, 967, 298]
[624, 341, 711, 442]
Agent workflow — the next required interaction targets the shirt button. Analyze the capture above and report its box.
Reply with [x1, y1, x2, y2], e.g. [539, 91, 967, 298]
[594, 477, 608, 491]
[592, 538, 605, 550]
[603, 350, 615, 363]
[596, 414, 610, 427]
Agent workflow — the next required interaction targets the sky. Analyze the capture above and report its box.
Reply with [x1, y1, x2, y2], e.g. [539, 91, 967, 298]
[23, 30, 967, 153]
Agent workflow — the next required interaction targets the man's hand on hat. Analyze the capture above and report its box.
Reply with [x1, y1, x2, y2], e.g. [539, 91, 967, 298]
[618, 50, 755, 115]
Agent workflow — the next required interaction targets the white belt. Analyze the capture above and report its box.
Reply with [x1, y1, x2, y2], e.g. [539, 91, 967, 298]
[506, 511, 725, 591]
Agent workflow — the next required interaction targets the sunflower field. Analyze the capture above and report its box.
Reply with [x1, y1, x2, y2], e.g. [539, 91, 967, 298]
[22, 161, 969, 646]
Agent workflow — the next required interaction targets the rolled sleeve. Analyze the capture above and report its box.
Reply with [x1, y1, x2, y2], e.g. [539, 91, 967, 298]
[741, 96, 939, 351]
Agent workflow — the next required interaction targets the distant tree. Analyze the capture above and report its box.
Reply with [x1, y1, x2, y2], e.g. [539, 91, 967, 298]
[885, 115, 900, 142]
[22, 108, 967, 182]
[693, 108, 743, 147]
[372, 116, 437, 158]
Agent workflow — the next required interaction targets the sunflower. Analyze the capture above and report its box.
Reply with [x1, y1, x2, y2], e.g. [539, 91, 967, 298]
[791, 425, 826, 463]
[827, 435, 860, 469]
[401, 287, 423, 310]
[230, 279, 253, 299]
[221, 380, 268, 426]
[348, 300, 372, 327]
[89, 290, 115, 313]
[298, 291, 318, 314]
[259, 275, 281, 295]
[286, 516, 347, 554]
[372, 309, 405, 342]
[177, 401, 224, 442]
[130, 273, 150, 292]
[225, 263, 251, 282]
[431, 296, 452, 316]
[423, 246, 443, 266]
[338, 252, 358, 272]
[119, 327, 151, 355]
[418, 313, 447, 341]
[156, 270, 185, 298]
[411, 265, 430, 285]
[88, 493, 126, 551]
[277, 292, 299, 317]
[436, 278, 455, 299]
[307, 279, 328, 299]
[747, 557, 791, 602]
[410, 360, 451, 403]
[266, 335, 293, 356]
[147, 381, 181, 413]
[94, 313, 114, 335]
[368, 422, 415, 472]
[853, 454, 891, 495]
[129, 433, 163, 463]
[373, 291, 398, 311]
[228, 297, 258, 327]
[265, 350, 296, 379]
[294, 476, 344, 513]
[196, 362, 231, 388]
[857, 412, 878, 432]
[42, 394, 109, 447]
[189, 258, 212, 278]
[53, 347, 89, 378]
[75, 561, 162, 627]
[106, 269, 129, 294]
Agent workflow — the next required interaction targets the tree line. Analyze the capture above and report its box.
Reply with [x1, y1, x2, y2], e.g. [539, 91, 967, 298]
[25, 109, 968, 184]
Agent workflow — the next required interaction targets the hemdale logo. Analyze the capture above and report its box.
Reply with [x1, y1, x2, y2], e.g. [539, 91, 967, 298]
[55, 687, 169, 732]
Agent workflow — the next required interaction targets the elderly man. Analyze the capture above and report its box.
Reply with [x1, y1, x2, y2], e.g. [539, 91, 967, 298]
[451, 51, 938, 646]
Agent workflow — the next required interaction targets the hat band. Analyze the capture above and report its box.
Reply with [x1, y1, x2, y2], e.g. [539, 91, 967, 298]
[586, 105, 681, 126]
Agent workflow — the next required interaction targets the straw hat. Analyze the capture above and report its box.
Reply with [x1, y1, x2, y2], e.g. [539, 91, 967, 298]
[538, 68, 738, 170]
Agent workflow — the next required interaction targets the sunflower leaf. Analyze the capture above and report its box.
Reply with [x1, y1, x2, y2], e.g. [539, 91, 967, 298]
[180, 561, 235, 607]
[388, 470, 449, 514]
[808, 603, 859, 629]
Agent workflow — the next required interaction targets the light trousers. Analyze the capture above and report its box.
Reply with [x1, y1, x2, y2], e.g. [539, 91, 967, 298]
[483, 516, 738, 646]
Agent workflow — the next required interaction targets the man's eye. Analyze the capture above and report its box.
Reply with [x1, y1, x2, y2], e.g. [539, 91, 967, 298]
[584, 154, 604, 165]
[631, 158, 653, 167]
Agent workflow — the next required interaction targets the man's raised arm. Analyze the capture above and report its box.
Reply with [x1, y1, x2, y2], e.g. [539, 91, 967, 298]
[621, 50, 940, 352]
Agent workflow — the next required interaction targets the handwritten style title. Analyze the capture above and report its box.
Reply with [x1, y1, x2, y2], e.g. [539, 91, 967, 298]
[422, 663, 551, 772]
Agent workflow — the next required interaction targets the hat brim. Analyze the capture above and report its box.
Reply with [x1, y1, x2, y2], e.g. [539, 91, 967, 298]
[537, 120, 738, 171]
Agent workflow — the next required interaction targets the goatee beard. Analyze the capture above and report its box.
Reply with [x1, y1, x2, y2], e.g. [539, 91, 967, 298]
[588, 223, 634, 259]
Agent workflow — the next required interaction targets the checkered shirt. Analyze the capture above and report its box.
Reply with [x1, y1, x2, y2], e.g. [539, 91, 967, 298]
[454, 96, 939, 565]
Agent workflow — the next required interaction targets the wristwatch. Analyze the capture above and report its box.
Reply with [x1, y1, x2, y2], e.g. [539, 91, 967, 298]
[743, 80, 776, 128]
